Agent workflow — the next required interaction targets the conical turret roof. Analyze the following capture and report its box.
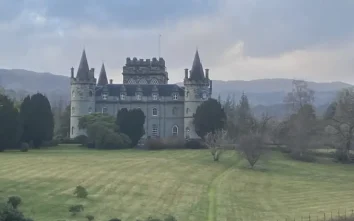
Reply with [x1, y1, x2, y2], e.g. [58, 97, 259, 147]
[76, 49, 90, 80]
[97, 63, 108, 85]
[189, 49, 205, 81]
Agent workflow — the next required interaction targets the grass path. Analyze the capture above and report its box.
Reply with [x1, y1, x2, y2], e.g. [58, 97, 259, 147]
[1, 146, 354, 221]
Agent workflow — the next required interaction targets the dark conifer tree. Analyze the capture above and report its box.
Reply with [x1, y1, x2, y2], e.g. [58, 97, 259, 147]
[116, 108, 145, 147]
[193, 98, 226, 138]
[19, 95, 32, 143]
[0, 94, 21, 151]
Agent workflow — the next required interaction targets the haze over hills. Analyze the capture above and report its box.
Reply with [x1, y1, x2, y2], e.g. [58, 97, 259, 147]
[0, 69, 352, 118]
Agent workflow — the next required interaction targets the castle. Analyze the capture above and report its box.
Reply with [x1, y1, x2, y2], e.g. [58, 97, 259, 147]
[70, 49, 212, 140]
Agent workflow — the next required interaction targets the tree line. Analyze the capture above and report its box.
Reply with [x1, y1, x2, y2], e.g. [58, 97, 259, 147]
[0, 92, 54, 151]
[192, 80, 354, 166]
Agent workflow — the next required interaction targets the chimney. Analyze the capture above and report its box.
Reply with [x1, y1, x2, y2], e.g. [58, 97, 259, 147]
[205, 69, 209, 79]
[110, 79, 113, 84]
[71, 67, 74, 78]
[184, 69, 188, 79]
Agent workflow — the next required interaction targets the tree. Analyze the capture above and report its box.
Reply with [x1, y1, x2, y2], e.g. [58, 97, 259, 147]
[193, 98, 226, 138]
[235, 93, 254, 138]
[204, 129, 228, 161]
[79, 113, 117, 131]
[20, 93, 54, 147]
[284, 79, 314, 112]
[236, 115, 270, 168]
[325, 88, 354, 162]
[57, 104, 71, 138]
[0, 94, 21, 151]
[284, 104, 318, 158]
[222, 94, 238, 139]
[116, 108, 145, 147]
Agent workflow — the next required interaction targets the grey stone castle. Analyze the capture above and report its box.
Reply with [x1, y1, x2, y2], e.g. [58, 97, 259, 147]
[70, 49, 212, 140]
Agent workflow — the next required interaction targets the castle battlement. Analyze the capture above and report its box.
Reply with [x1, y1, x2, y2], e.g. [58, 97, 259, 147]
[125, 57, 165, 67]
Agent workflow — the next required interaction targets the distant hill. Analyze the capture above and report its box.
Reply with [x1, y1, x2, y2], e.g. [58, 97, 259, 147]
[0, 69, 352, 118]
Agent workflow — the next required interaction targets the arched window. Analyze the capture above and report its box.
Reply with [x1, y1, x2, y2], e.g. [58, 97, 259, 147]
[71, 106, 75, 115]
[72, 90, 75, 98]
[89, 90, 93, 97]
[71, 126, 74, 135]
[139, 79, 148, 84]
[186, 108, 189, 114]
[150, 78, 159, 84]
[127, 78, 136, 84]
[152, 108, 158, 116]
[172, 107, 177, 115]
[172, 125, 178, 136]
[152, 124, 158, 137]
[88, 107, 92, 114]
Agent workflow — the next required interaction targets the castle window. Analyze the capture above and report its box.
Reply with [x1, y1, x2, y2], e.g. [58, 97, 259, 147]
[120, 93, 126, 100]
[172, 93, 178, 100]
[186, 108, 189, 114]
[152, 93, 158, 100]
[102, 107, 108, 114]
[150, 78, 159, 84]
[89, 90, 93, 97]
[172, 107, 177, 115]
[102, 93, 108, 100]
[71, 107, 75, 115]
[136, 94, 142, 100]
[152, 108, 158, 116]
[202, 93, 207, 100]
[72, 90, 75, 98]
[71, 126, 74, 135]
[88, 107, 92, 114]
[172, 125, 178, 136]
[186, 91, 189, 97]
[152, 124, 158, 137]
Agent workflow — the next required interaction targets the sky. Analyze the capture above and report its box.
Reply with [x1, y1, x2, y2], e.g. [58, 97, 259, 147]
[0, 0, 354, 84]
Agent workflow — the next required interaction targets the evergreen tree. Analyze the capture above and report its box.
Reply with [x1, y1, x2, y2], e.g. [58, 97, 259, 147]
[235, 93, 254, 137]
[0, 94, 21, 151]
[116, 108, 145, 147]
[193, 98, 226, 138]
[20, 93, 54, 147]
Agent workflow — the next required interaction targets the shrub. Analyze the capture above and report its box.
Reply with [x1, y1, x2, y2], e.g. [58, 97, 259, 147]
[7, 196, 22, 209]
[74, 135, 89, 146]
[144, 138, 165, 150]
[20, 142, 29, 152]
[184, 139, 206, 149]
[0, 201, 32, 221]
[333, 150, 354, 163]
[73, 185, 88, 198]
[86, 215, 95, 221]
[108, 219, 121, 221]
[69, 204, 84, 216]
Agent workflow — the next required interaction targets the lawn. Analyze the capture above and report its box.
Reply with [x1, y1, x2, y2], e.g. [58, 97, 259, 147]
[0, 145, 354, 221]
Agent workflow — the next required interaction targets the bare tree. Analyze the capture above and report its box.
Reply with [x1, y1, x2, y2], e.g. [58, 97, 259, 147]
[236, 115, 271, 168]
[284, 80, 314, 112]
[204, 129, 228, 161]
[326, 88, 354, 162]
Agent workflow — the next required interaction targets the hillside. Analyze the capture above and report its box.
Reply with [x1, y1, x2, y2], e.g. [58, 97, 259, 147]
[0, 69, 351, 118]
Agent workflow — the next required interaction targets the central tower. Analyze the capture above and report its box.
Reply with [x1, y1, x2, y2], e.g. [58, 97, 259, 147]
[183, 50, 212, 139]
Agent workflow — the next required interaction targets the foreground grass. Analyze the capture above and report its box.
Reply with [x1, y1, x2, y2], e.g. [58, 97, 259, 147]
[0, 146, 354, 221]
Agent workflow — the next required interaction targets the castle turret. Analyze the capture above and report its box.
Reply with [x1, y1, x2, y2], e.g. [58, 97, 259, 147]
[183, 49, 211, 140]
[70, 49, 96, 139]
[97, 63, 108, 86]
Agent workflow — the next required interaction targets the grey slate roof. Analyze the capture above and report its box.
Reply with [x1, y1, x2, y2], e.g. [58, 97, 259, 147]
[189, 50, 205, 81]
[96, 84, 184, 96]
[76, 50, 90, 80]
[97, 63, 108, 85]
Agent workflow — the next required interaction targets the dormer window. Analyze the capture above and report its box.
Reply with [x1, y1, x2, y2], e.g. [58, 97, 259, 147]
[120, 93, 126, 100]
[152, 93, 158, 100]
[102, 93, 108, 100]
[172, 93, 178, 100]
[136, 94, 142, 100]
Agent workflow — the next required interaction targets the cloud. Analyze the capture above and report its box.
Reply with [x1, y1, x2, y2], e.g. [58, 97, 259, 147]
[0, 0, 353, 84]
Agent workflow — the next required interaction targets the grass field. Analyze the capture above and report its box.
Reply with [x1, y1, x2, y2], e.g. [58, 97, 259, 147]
[0, 145, 354, 221]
